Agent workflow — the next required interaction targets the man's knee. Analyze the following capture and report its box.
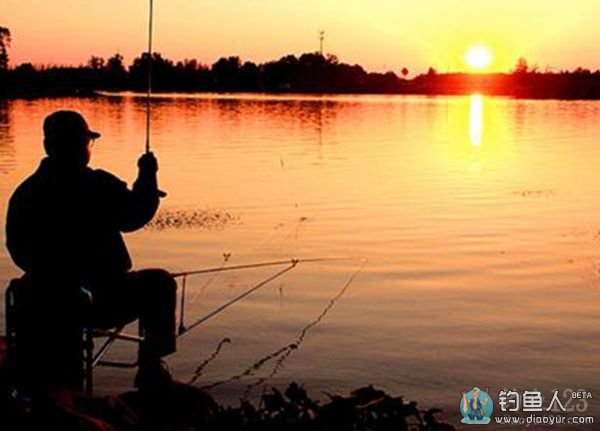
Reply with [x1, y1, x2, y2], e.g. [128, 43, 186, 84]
[140, 269, 176, 300]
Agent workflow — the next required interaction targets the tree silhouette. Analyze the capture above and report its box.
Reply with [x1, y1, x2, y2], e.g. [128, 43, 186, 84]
[401, 67, 409, 78]
[239, 61, 260, 90]
[105, 53, 127, 90]
[129, 52, 175, 91]
[0, 26, 11, 71]
[211, 56, 242, 90]
[513, 57, 529, 74]
[106, 53, 125, 74]
[87, 56, 105, 70]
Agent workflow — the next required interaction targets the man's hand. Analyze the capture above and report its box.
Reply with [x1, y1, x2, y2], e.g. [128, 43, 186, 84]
[138, 152, 158, 173]
[137, 151, 166, 197]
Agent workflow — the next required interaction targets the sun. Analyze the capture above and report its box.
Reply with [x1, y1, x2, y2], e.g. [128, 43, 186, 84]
[465, 45, 493, 71]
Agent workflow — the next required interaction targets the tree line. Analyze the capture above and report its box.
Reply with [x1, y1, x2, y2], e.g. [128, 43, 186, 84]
[1, 50, 407, 97]
[2, 25, 600, 99]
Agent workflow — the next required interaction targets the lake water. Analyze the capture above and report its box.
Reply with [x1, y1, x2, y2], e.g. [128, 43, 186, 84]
[1, 94, 600, 428]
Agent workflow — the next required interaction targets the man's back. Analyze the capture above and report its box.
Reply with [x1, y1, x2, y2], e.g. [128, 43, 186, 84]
[6, 157, 159, 284]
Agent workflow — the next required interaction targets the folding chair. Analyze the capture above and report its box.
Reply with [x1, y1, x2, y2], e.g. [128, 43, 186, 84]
[5, 279, 144, 396]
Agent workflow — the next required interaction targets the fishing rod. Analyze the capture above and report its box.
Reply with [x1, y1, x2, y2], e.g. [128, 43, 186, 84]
[174, 256, 365, 337]
[171, 256, 361, 278]
[178, 261, 298, 336]
[145, 0, 154, 154]
[144, 0, 167, 197]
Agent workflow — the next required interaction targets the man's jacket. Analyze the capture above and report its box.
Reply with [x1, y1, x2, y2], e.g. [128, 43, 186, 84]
[6, 157, 159, 284]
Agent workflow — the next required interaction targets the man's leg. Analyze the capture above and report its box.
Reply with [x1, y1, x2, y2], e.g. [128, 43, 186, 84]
[124, 269, 177, 360]
[118, 269, 178, 391]
[87, 269, 177, 389]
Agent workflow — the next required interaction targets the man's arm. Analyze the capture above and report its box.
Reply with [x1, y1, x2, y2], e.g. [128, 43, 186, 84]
[101, 153, 161, 233]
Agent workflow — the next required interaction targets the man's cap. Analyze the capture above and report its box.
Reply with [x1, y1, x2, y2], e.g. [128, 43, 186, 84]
[43, 110, 101, 143]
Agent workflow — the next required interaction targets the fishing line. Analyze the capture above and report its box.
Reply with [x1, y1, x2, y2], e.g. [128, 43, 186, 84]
[193, 259, 367, 392]
[199, 343, 296, 391]
[188, 337, 232, 385]
[242, 260, 367, 399]
[260, 217, 307, 253]
[196, 253, 231, 300]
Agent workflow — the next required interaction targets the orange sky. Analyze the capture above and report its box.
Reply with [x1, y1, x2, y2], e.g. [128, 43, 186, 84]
[3, 0, 600, 74]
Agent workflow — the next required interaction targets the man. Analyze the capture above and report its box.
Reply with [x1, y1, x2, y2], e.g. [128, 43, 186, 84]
[5, 110, 176, 392]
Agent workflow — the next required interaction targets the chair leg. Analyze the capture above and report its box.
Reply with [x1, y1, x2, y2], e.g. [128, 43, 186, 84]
[83, 328, 94, 396]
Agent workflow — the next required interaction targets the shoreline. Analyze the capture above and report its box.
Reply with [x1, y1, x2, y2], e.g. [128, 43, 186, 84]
[3, 88, 600, 102]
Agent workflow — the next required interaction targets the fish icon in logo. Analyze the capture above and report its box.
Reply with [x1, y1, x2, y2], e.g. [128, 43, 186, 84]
[460, 387, 493, 424]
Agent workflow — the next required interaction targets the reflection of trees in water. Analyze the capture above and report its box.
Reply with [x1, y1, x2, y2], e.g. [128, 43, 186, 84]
[129, 95, 173, 129]
[209, 97, 338, 151]
[103, 95, 127, 135]
[301, 99, 337, 152]
[0, 100, 16, 175]
[116, 95, 342, 156]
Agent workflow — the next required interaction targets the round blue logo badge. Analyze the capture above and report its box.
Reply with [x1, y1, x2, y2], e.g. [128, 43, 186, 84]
[460, 387, 493, 424]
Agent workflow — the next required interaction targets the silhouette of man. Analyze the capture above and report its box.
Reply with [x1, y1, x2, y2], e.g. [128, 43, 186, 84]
[5, 110, 176, 392]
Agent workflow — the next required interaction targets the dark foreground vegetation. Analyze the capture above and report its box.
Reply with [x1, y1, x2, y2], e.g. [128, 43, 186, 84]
[1, 382, 455, 431]
[0, 333, 455, 430]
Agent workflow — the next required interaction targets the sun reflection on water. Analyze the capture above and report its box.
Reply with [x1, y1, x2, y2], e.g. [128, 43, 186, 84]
[469, 94, 483, 147]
